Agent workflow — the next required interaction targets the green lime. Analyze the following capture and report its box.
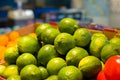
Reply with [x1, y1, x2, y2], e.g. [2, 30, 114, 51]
[38, 66, 49, 79]
[47, 57, 67, 75]
[58, 18, 79, 34]
[66, 47, 89, 67]
[2, 65, 19, 78]
[4, 46, 19, 64]
[110, 36, 120, 47]
[20, 64, 41, 80]
[73, 28, 91, 47]
[45, 75, 58, 80]
[91, 32, 107, 40]
[90, 36, 109, 58]
[16, 53, 37, 71]
[58, 66, 83, 80]
[41, 28, 60, 44]
[7, 75, 21, 80]
[35, 23, 53, 41]
[37, 44, 58, 66]
[54, 33, 76, 55]
[78, 56, 102, 78]
[100, 43, 120, 63]
[17, 35, 40, 54]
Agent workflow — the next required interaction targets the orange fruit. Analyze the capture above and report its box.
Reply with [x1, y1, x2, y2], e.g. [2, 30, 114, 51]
[0, 35, 9, 46]
[0, 45, 6, 61]
[8, 31, 20, 41]
[28, 32, 37, 39]
[6, 41, 17, 48]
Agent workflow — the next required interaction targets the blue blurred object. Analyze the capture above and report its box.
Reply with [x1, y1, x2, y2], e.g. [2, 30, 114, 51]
[0, 10, 8, 19]
[0, 0, 17, 8]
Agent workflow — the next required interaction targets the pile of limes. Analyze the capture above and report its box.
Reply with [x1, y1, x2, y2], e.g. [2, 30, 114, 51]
[1, 18, 120, 80]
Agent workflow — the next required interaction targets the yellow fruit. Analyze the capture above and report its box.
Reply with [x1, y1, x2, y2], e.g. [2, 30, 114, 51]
[78, 56, 102, 78]
[0, 65, 6, 76]
[58, 66, 83, 80]
[2, 65, 19, 78]
[54, 33, 75, 55]
[73, 28, 91, 47]
[66, 47, 89, 67]
[20, 64, 41, 80]
[58, 18, 79, 34]
[17, 35, 40, 54]
[16, 53, 37, 71]
[47, 57, 67, 75]
[7, 75, 21, 80]
[37, 44, 58, 66]
[4, 46, 19, 64]
[38, 66, 49, 80]
[41, 28, 60, 44]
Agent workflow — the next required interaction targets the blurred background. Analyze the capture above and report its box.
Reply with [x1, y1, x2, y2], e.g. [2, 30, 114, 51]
[0, 0, 119, 34]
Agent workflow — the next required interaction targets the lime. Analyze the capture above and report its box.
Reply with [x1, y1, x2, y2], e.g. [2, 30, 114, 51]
[91, 32, 107, 40]
[110, 36, 120, 47]
[58, 18, 78, 34]
[17, 35, 40, 54]
[2, 65, 19, 78]
[89, 36, 109, 58]
[45, 75, 58, 80]
[20, 64, 41, 80]
[78, 56, 102, 78]
[7, 75, 21, 80]
[41, 28, 60, 44]
[54, 33, 75, 55]
[66, 47, 89, 67]
[100, 43, 120, 63]
[35, 23, 53, 41]
[58, 66, 83, 80]
[47, 57, 67, 75]
[38, 66, 49, 80]
[37, 44, 58, 66]
[0, 65, 6, 76]
[73, 28, 91, 47]
[4, 46, 19, 64]
[16, 53, 37, 71]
